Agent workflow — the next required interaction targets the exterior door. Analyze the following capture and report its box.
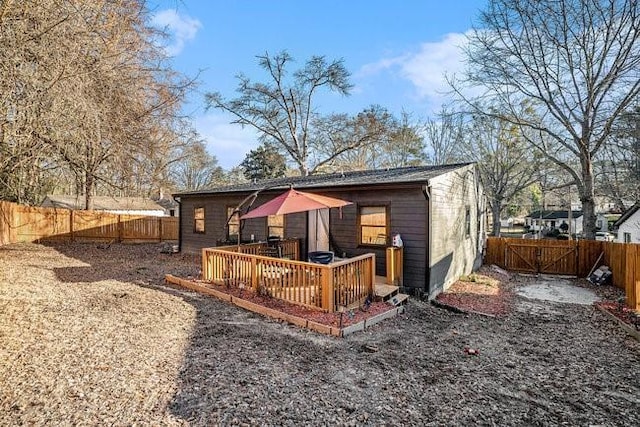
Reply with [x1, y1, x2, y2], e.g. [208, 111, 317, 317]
[308, 208, 330, 252]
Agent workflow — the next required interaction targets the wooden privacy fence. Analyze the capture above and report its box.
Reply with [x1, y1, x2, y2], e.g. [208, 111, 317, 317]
[0, 200, 178, 245]
[485, 237, 640, 310]
[202, 244, 375, 313]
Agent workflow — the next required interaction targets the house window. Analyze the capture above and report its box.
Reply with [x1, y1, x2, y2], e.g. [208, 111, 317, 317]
[596, 219, 603, 230]
[169, 209, 175, 217]
[268, 214, 284, 239]
[359, 206, 388, 245]
[623, 232, 631, 243]
[465, 206, 471, 238]
[226, 207, 239, 240]
[194, 207, 205, 234]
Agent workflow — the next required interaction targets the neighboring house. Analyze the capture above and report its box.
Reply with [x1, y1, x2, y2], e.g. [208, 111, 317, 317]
[613, 203, 640, 244]
[154, 196, 180, 217]
[42, 195, 166, 216]
[525, 210, 584, 234]
[173, 163, 485, 299]
[525, 210, 608, 235]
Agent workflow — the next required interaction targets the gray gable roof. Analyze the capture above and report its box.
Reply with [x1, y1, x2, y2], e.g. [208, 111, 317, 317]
[42, 195, 165, 211]
[613, 202, 640, 228]
[173, 163, 474, 196]
[526, 210, 583, 220]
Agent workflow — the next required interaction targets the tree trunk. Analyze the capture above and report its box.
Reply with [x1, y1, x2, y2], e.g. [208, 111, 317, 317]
[491, 200, 502, 237]
[84, 172, 94, 210]
[581, 158, 597, 240]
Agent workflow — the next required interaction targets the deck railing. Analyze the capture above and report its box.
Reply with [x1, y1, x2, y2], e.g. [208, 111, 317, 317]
[216, 239, 300, 260]
[202, 244, 375, 312]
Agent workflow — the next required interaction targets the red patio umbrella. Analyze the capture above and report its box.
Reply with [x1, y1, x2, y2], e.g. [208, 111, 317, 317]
[240, 188, 352, 220]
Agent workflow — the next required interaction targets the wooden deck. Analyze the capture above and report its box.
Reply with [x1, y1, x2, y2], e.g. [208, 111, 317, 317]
[202, 243, 376, 312]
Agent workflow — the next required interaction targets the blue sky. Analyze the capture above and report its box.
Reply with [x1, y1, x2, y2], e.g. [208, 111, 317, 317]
[149, 0, 487, 169]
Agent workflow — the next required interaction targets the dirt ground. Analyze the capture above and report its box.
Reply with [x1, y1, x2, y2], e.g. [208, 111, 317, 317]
[1, 243, 639, 426]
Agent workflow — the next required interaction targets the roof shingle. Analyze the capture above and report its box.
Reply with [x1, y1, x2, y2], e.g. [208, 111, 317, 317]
[173, 163, 474, 196]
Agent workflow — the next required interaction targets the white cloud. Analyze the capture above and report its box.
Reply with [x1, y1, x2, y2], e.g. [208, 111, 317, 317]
[195, 113, 260, 170]
[359, 32, 471, 110]
[151, 9, 201, 56]
[400, 32, 469, 98]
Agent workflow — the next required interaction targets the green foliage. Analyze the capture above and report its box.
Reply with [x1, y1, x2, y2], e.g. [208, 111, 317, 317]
[240, 143, 287, 181]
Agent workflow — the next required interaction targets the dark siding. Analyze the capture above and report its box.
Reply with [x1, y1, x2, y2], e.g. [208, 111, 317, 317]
[180, 194, 248, 253]
[318, 187, 428, 290]
[178, 185, 429, 290]
[285, 212, 307, 258]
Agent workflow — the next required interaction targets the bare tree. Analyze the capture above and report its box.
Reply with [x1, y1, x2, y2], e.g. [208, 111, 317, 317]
[0, 0, 192, 208]
[171, 140, 224, 191]
[456, 110, 538, 235]
[424, 106, 464, 165]
[596, 106, 640, 210]
[456, 0, 640, 239]
[310, 105, 408, 172]
[383, 111, 428, 168]
[206, 51, 353, 176]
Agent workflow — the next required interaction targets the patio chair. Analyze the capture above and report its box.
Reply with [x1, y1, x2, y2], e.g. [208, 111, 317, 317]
[308, 251, 335, 265]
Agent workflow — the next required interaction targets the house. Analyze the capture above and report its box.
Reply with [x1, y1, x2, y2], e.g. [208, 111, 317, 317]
[41, 195, 166, 216]
[154, 196, 180, 217]
[173, 163, 485, 298]
[613, 202, 640, 243]
[525, 210, 584, 234]
[524, 210, 609, 235]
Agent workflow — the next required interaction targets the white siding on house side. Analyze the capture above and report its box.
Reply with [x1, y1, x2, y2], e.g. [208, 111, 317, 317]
[428, 164, 485, 298]
[616, 209, 640, 243]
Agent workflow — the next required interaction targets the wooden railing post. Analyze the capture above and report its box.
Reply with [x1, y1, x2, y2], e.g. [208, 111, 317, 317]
[370, 254, 376, 295]
[201, 248, 209, 281]
[321, 266, 335, 312]
[386, 247, 403, 286]
[251, 257, 259, 291]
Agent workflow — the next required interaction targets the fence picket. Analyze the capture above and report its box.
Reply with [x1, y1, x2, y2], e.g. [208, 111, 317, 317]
[0, 201, 178, 244]
[485, 237, 640, 310]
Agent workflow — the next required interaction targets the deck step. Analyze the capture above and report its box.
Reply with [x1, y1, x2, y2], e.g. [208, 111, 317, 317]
[387, 293, 409, 306]
[374, 284, 399, 301]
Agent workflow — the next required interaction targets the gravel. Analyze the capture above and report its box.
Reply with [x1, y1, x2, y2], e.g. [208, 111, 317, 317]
[516, 277, 601, 305]
[1, 242, 639, 426]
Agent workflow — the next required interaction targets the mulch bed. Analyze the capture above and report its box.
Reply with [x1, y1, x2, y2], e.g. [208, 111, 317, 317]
[436, 264, 640, 335]
[568, 277, 639, 332]
[191, 280, 393, 328]
[594, 301, 640, 331]
[435, 265, 514, 317]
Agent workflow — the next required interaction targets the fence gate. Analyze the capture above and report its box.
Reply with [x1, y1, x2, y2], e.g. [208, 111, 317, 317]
[504, 240, 578, 275]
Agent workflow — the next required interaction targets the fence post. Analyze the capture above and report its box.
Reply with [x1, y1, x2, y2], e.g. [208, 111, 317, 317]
[158, 217, 162, 242]
[116, 215, 122, 243]
[69, 209, 74, 242]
